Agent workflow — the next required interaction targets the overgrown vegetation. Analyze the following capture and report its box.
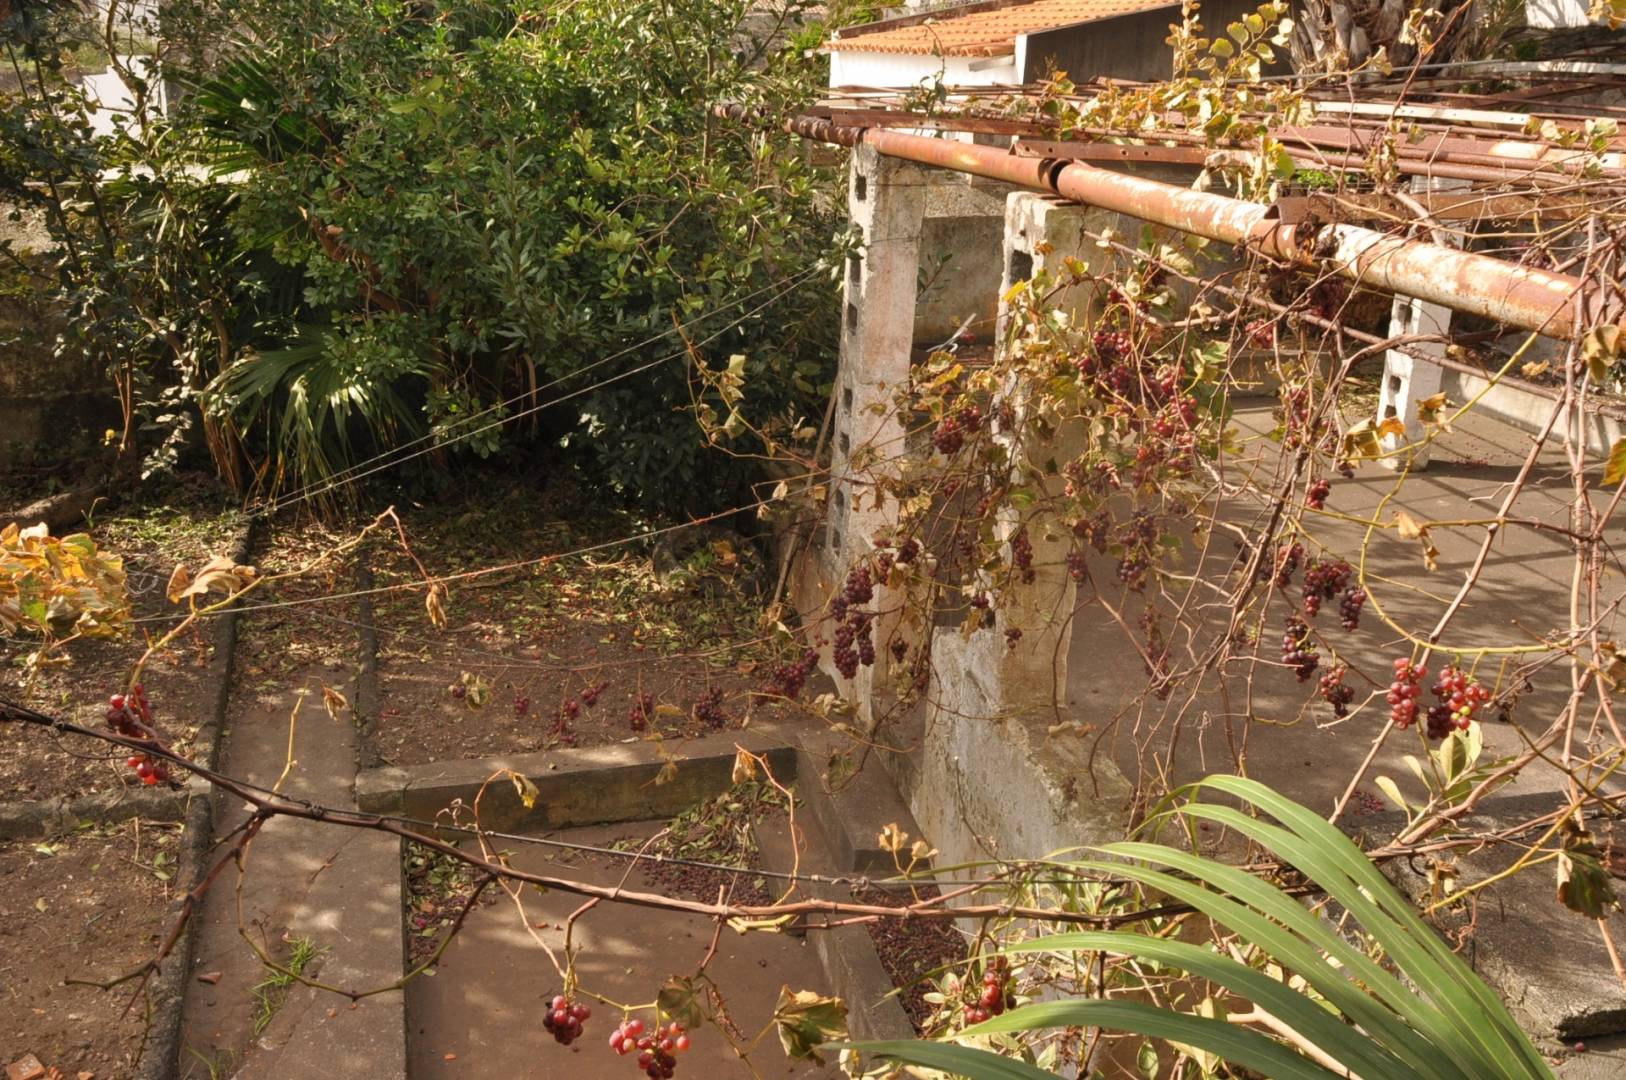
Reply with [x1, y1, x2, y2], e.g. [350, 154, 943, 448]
[3, 0, 840, 510]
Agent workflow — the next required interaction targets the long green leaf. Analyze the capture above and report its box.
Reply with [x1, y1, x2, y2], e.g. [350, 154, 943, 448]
[1172, 798, 1548, 1079]
[837, 1039, 1056, 1080]
[1188, 776, 1550, 1077]
[1083, 851, 1474, 1080]
[996, 932, 1409, 1079]
[963, 1001, 1345, 1080]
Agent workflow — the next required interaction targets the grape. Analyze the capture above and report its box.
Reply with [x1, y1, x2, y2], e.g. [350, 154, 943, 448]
[608, 1016, 690, 1078]
[1302, 559, 1353, 617]
[542, 993, 591, 1046]
[1280, 617, 1319, 681]
[1307, 478, 1331, 510]
[1386, 658, 1426, 730]
[1318, 665, 1355, 717]
[1338, 587, 1366, 631]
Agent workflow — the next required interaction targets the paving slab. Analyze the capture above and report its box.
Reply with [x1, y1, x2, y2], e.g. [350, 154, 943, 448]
[405, 822, 843, 1079]
[178, 668, 404, 1080]
[356, 728, 796, 834]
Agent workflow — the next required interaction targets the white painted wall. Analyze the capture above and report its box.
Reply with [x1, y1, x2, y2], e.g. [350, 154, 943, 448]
[1524, 0, 1595, 28]
[829, 48, 1020, 89]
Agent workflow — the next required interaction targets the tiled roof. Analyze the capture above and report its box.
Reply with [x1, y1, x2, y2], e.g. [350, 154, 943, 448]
[826, 0, 1179, 57]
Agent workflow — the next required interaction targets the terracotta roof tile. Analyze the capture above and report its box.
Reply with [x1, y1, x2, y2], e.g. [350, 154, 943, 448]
[826, 0, 1178, 57]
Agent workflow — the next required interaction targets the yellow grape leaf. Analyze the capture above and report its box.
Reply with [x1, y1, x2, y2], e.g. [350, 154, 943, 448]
[165, 564, 193, 603]
[1603, 438, 1626, 487]
[1377, 417, 1408, 440]
[1416, 392, 1448, 426]
[321, 684, 350, 722]
[731, 748, 757, 785]
[1583, 325, 1624, 383]
[654, 703, 686, 718]
[1394, 510, 1425, 539]
[425, 582, 449, 628]
[1521, 360, 1550, 380]
[773, 987, 849, 1065]
[877, 822, 908, 854]
[508, 770, 540, 810]
[177, 554, 256, 601]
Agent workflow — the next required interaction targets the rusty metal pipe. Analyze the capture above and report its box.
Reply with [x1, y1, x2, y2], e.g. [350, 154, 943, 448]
[721, 105, 1618, 340]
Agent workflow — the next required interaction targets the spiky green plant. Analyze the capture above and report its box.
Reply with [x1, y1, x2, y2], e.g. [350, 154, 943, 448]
[852, 776, 1553, 1080]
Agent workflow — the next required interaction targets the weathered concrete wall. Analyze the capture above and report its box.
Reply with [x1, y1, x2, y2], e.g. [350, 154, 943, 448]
[0, 295, 113, 470]
[796, 178, 1134, 878]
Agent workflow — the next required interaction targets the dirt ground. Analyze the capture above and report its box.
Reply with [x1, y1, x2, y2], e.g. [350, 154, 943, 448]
[0, 821, 180, 1076]
[0, 478, 246, 804]
[362, 479, 817, 765]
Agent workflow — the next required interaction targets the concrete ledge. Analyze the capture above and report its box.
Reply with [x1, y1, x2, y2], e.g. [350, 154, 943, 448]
[1350, 793, 1626, 1040]
[791, 741, 925, 874]
[355, 729, 797, 833]
[810, 923, 918, 1042]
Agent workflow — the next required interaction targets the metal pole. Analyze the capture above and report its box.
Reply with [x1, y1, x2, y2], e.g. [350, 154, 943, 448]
[718, 105, 1619, 341]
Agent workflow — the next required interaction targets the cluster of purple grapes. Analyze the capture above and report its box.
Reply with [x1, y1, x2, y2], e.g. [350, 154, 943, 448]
[831, 564, 878, 678]
[1280, 617, 1319, 681]
[627, 692, 654, 731]
[555, 685, 602, 747]
[1114, 512, 1160, 592]
[763, 648, 820, 700]
[1307, 478, 1331, 510]
[1265, 542, 1304, 588]
[692, 687, 729, 728]
[542, 995, 591, 1045]
[1318, 665, 1355, 717]
[963, 957, 1015, 1026]
[1338, 588, 1366, 631]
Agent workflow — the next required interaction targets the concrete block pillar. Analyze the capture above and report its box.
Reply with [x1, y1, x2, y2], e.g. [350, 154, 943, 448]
[828, 144, 926, 569]
[980, 193, 1101, 711]
[1377, 177, 1471, 469]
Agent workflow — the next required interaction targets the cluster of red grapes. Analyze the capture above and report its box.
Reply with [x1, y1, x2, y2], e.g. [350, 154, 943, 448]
[1245, 316, 1275, 347]
[1258, 541, 1303, 587]
[514, 693, 531, 717]
[1114, 512, 1160, 593]
[542, 994, 591, 1045]
[1009, 527, 1035, 585]
[1387, 659, 1425, 730]
[108, 686, 170, 785]
[762, 648, 820, 701]
[608, 1017, 690, 1078]
[1318, 664, 1355, 717]
[1427, 665, 1491, 740]
[1280, 617, 1319, 681]
[106, 684, 153, 737]
[963, 957, 1015, 1026]
[1307, 278, 1350, 320]
[627, 692, 654, 731]
[933, 403, 983, 455]
[1307, 478, 1331, 510]
[1301, 559, 1352, 617]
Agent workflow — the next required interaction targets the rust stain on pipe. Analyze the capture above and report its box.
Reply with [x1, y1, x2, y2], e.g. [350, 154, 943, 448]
[718, 105, 1618, 341]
